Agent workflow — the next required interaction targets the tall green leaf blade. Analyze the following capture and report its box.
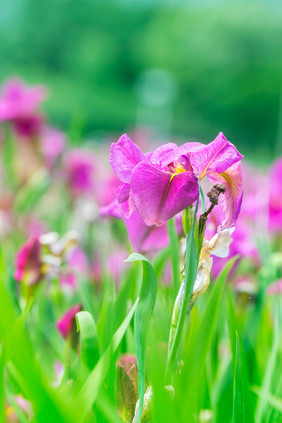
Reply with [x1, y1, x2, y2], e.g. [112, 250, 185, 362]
[233, 332, 246, 423]
[165, 217, 198, 383]
[255, 316, 280, 422]
[125, 253, 157, 423]
[226, 286, 238, 370]
[252, 387, 282, 414]
[76, 311, 100, 371]
[179, 257, 238, 392]
[0, 346, 5, 423]
[75, 299, 138, 422]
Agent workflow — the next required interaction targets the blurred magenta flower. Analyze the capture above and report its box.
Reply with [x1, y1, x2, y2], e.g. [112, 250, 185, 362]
[14, 231, 79, 289]
[267, 279, 282, 296]
[269, 158, 282, 232]
[64, 149, 96, 197]
[110, 132, 243, 227]
[59, 272, 77, 293]
[40, 126, 65, 168]
[206, 199, 260, 279]
[14, 236, 42, 286]
[56, 303, 82, 338]
[67, 246, 88, 274]
[0, 78, 46, 138]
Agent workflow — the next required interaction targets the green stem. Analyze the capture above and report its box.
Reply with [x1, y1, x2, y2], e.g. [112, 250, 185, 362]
[167, 218, 180, 301]
[165, 204, 199, 384]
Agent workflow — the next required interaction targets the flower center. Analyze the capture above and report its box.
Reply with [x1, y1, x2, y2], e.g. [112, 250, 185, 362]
[168, 155, 190, 175]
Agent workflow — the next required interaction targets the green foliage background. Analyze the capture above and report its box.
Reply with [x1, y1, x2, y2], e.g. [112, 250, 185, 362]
[0, 0, 282, 157]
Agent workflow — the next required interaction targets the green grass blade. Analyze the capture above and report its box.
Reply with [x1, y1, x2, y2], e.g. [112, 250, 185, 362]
[167, 218, 180, 300]
[255, 317, 280, 422]
[76, 311, 100, 371]
[252, 387, 282, 414]
[233, 332, 246, 423]
[226, 286, 238, 370]
[180, 257, 238, 390]
[75, 299, 138, 422]
[165, 215, 198, 383]
[126, 253, 157, 423]
[0, 345, 5, 423]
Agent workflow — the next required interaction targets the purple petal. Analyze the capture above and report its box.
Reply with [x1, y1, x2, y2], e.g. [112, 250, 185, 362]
[116, 182, 135, 218]
[159, 142, 203, 166]
[149, 143, 178, 164]
[125, 210, 184, 253]
[131, 162, 199, 226]
[110, 134, 145, 183]
[190, 132, 243, 178]
[125, 210, 169, 252]
[208, 161, 243, 228]
[100, 199, 122, 219]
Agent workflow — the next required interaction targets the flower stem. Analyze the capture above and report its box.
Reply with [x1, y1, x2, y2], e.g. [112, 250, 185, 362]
[167, 217, 180, 301]
[165, 205, 199, 384]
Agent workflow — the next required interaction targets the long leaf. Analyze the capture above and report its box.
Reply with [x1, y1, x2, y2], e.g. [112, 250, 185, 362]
[255, 317, 280, 422]
[233, 332, 246, 423]
[75, 299, 138, 422]
[126, 253, 157, 423]
[76, 311, 100, 371]
[165, 210, 198, 383]
[252, 387, 282, 413]
[179, 257, 238, 391]
[0, 345, 5, 423]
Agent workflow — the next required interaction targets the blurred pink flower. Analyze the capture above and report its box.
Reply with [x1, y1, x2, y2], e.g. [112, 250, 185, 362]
[64, 149, 96, 197]
[59, 272, 77, 292]
[108, 250, 129, 285]
[91, 249, 128, 287]
[14, 236, 42, 286]
[56, 303, 82, 338]
[267, 279, 282, 296]
[269, 158, 282, 232]
[67, 246, 88, 274]
[0, 78, 46, 138]
[207, 204, 259, 279]
[40, 126, 65, 168]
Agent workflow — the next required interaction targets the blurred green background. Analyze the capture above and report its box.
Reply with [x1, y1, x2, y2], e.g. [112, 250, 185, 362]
[1, 0, 282, 158]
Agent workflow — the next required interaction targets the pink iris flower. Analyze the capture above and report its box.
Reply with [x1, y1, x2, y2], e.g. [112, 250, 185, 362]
[110, 132, 243, 227]
[56, 303, 82, 338]
[101, 199, 183, 253]
[64, 149, 96, 197]
[0, 78, 46, 138]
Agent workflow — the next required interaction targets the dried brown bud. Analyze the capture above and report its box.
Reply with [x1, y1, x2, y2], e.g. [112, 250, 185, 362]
[207, 184, 226, 205]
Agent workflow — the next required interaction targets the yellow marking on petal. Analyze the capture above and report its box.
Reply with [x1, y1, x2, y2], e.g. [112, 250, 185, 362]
[199, 141, 226, 180]
[175, 164, 186, 174]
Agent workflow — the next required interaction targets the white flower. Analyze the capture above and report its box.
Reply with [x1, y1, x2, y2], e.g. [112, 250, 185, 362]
[191, 226, 234, 303]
